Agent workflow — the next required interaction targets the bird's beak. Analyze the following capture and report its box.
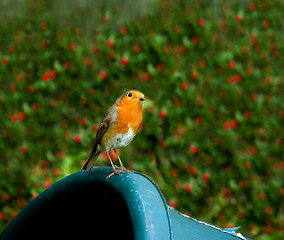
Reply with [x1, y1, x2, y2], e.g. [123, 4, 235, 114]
[139, 97, 145, 101]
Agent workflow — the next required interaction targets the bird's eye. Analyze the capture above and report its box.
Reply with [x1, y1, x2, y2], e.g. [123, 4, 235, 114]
[128, 92, 132, 97]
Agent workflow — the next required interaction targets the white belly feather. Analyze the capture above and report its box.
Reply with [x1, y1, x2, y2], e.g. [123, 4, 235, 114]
[115, 127, 136, 149]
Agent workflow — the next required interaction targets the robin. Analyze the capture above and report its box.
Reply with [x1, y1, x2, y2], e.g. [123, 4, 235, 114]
[82, 89, 145, 179]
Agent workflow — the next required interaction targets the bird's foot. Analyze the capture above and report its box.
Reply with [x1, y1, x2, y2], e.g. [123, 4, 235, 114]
[114, 165, 133, 173]
[122, 168, 133, 173]
[106, 168, 133, 179]
[106, 169, 123, 180]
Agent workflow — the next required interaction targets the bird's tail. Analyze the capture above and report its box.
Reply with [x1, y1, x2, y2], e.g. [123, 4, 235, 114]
[81, 152, 100, 171]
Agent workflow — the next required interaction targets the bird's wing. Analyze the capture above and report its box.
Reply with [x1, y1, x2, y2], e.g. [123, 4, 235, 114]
[81, 104, 117, 170]
[90, 104, 117, 155]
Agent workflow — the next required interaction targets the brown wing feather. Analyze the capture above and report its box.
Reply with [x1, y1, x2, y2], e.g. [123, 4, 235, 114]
[81, 104, 117, 170]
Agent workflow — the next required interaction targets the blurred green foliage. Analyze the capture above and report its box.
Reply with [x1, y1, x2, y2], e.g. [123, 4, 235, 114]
[0, 0, 284, 238]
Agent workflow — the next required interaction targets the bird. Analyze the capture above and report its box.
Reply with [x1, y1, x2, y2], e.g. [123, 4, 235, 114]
[82, 89, 145, 179]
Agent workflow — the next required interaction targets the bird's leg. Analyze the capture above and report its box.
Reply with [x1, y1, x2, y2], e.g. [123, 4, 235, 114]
[106, 151, 123, 179]
[114, 149, 133, 174]
[113, 149, 125, 169]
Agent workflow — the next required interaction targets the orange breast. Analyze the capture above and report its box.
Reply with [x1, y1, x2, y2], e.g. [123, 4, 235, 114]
[113, 106, 142, 135]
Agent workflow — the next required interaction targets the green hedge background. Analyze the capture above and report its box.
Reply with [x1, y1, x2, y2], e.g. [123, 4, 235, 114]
[1, 0, 283, 239]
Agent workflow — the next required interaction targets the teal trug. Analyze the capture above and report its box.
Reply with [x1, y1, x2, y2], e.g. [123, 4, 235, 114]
[1, 167, 248, 240]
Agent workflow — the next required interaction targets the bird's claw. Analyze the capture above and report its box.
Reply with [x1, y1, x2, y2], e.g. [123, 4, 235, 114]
[106, 169, 122, 179]
[114, 165, 133, 173]
[106, 168, 133, 180]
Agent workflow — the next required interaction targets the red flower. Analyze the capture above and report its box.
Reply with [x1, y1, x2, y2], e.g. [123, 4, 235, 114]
[173, 99, 181, 106]
[244, 110, 251, 118]
[198, 18, 205, 27]
[9, 44, 15, 53]
[264, 77, 271, 85]
[64, 61, 70, 69]
[2, 58, 9, 65]
[84, 58, 91, 67]
[74, 135, 82, 143]
[169, 200, 176, 209]
[191, 71, 198, 80]
[249, 3, 255, 11]
[141, 123, 146, 131]
[52, 168, 60, 176]
[90, 88, 95, 95]
[178, 45, 186, 54]
[263, 20, 270, 29]
[199, 60, 206, 68]
[27, 85, 34, 93]
[227, 77, 234, 84]
[264, 226, 271, 233]
[49, 70, 57, 79]
[245, 161, 251, 169]
[120, 57, 128, 66]
[11, 212, 18, 219]
[174, 25, 181, 33]
[190, 166, 197, 175]
[42, 72, 50, 81]
[134, 44, 141, 53]
[99, 71, 107, 80]
[32, 102, 39, 111]
[195, 117, 203, 125]
[247, 65, 254, 74]
[0, 212, 5, 219]
[41, 41, 47, 49]
[11, 114, 18, 122]
[56, 151, 63, 159]
[231, 119, 238, 128]
[3, 193, 11, 201]
[109, 150, 120, 160]
[235, 14, 243, 23]
[81, 98, 87, 105]
[171, 169, 177, 177]
[44, 177, 52, 189]
[32, 193, 39, 199]
[251, 93, 258, 101]
[239, 179, 246, 188]
[143, 72, 151, 81]
[174, 129, 180, 138]
[103, 15, 109, 23]
[223, 122, 231, 130]
[156, 63, 164, 72]
[120, 26, 127, 35]
[265, 206, 273, 215]
[163, 45, 169, 53]
[181, 81, 189, 90]
[106, 39, 114, 48]
[18, 112, 26, 121]
[184, 184, 192, 192]
[235, 74, 242, 83]
[258, 192, 265, 200]
[228, 61, 236, 69]
[41, 21, 48, 30]
[189, 145, 197, 154]
[202, 173, 210, 182]
[192, 36, 199, 45]
[3, 129, 9, 137]
[101, 152, 108, 160]
[251, 146, 257, 154]
[10, 83, 16, 93]
[109, 52, 115, 60]
[159, 110, 167, 120]
[69, 43, 76, 51]
[20, 145, 27, 154]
